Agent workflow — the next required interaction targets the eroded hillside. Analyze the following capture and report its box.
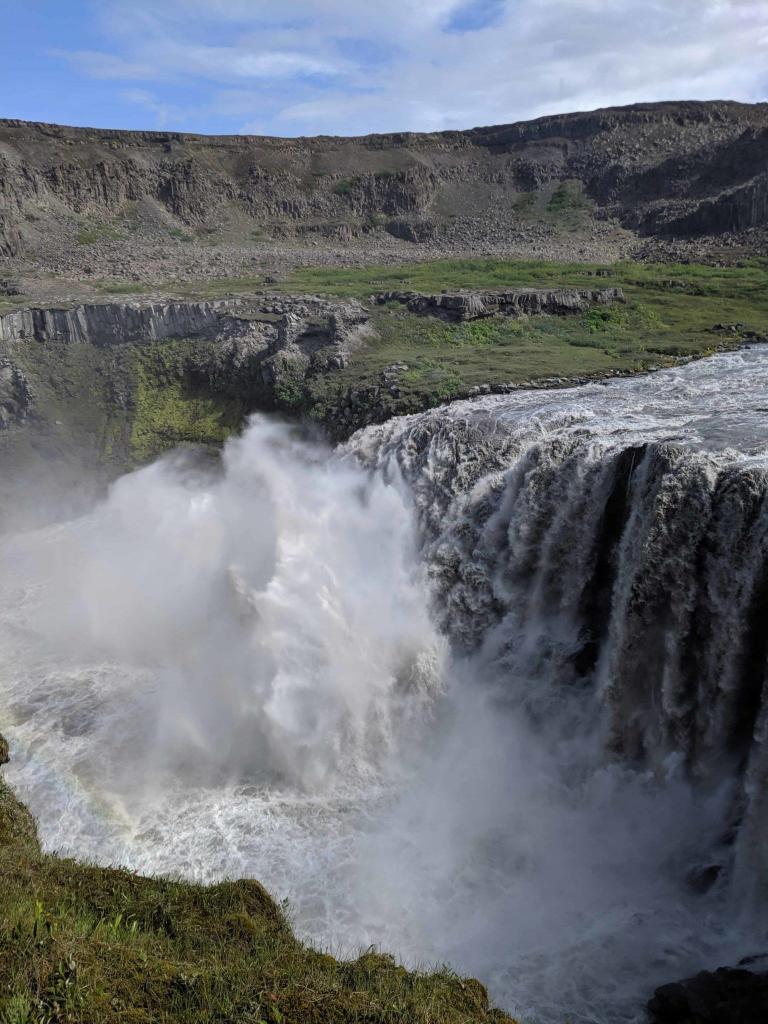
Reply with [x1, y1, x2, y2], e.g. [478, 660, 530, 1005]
[1, 100, 768, 292]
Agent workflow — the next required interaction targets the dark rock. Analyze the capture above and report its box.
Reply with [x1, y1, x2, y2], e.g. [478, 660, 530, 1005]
[649, 966, 768, 1023]
[385, 219, 439, 243]
[374, 288, 625, 322]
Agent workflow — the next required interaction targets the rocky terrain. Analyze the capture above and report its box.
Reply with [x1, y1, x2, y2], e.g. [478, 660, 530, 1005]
[1, 100, 767, 300]
[0, 285, 624, 479]
[375, 285, 625, 320]
[648, 961, 768, 1023]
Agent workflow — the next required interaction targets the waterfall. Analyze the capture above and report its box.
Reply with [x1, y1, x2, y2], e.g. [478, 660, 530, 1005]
[349, 356, 768, 914]
[3, 347, 768, 1022]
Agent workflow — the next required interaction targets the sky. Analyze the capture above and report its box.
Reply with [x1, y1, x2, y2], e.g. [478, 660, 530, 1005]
[1, 0, 767, 137]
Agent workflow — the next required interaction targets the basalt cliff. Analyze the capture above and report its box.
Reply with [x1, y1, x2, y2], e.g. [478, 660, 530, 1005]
[1, 100, 768, 283]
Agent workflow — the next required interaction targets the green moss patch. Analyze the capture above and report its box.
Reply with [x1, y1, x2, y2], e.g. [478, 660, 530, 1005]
[129, 344, 239, 463]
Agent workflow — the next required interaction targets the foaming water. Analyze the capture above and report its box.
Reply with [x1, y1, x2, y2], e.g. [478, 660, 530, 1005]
[3, 350, 768, 1023]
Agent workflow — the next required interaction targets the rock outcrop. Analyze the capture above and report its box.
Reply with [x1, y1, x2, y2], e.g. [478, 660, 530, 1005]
[660, 171, 768, 237]
[0, 300, 234, 346]
[0, 358, 32, 429]
[374, 287, 625, 321]
[649, 963, 768, 1023]
[0, 295, 370, 457]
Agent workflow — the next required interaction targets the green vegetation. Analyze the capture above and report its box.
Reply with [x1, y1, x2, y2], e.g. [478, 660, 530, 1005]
[129, 343, 246, 463]
[5, 257, 768, 466]
[0, 741, 512, 1024]
[95, 280, 148, 296]
[332, 179, 355, 196]
[284, 257, 768, 423]
[5, 337, 252, 474]
[545, 181, 594, 228]
[76, 222, 128, 246]
[272, 359, 307, 411]
[276, 255, 768, 305]
[511, 182, 593, 229]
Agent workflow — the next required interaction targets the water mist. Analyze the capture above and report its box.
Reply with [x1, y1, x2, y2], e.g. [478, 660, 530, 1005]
[3, 348, 768, 1023]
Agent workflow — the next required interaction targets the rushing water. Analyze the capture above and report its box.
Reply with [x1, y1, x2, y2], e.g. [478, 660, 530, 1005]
[2, 348, 768, 1023]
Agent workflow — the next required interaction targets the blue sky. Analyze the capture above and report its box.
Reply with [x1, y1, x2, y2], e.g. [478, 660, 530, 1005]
[1, 0, 767, 136]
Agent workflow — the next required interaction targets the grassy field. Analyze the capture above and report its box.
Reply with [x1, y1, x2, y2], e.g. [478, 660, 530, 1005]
[140, 257, 768, 428]
[269, 258, 768, 422]
[0, 739, 513, 1024]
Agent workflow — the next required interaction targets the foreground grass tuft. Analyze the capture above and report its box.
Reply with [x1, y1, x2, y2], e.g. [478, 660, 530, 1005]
[0, 738, 515, 1024]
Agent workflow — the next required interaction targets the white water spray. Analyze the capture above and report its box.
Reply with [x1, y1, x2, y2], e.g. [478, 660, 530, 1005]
[3, 349, 768, 1023]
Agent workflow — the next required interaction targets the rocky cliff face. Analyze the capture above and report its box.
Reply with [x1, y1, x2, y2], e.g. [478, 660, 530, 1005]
[1, 100, 767, 266]
[0, 292, 372, 462]
[375, 287, 625, 321]
[0, 300, 233, 345]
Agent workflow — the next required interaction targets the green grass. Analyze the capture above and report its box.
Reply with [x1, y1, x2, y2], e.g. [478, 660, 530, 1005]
[545, 181, 594, 229]
[76, 223, 128, 246]
[290, 257, 768, 426]
[95, 281, 148, 296]
[4, 335, 253, 475]
[0, 740, 513, 1024]
[273, 256, 768, 304]
[6, 257, 768, 453]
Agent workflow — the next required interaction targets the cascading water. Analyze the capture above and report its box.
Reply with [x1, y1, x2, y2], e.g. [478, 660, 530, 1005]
[2, 347, 768, 1022]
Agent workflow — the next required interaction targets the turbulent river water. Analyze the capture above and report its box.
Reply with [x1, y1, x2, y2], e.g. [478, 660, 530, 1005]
[3, 347, 768, 1023]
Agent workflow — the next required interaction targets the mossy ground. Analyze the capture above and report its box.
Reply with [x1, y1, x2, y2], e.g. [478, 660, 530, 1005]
[5, 338, 251, 475]
[0, 742, 513, 1024]
[129, 343, 250, 463]
[158, 257, 768, 422]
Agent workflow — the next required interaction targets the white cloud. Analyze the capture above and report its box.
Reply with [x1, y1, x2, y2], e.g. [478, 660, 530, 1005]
[53, 49, 158, 80]
[57, 0, 768, 134]
[164, 44, 352, 81]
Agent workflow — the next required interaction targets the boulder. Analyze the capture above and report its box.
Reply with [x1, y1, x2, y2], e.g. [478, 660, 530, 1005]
[649, 963, 768, 1023]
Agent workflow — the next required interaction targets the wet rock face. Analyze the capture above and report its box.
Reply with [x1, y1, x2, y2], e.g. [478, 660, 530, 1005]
[0, 294, 370, 451]
[0, 358, 32, 429]
[648, 964, 768, 1023]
